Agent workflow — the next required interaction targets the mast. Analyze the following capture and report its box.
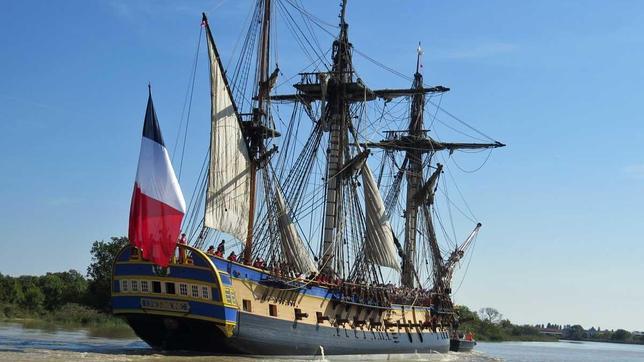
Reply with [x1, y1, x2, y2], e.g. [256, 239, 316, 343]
[319, 0, 352, 275]
[401, 45, 425, 287]
[244, 0, 272, 262]
[363, 47, 504, 289]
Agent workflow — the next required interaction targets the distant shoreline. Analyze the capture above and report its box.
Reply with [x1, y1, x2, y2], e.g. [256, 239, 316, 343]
[559, 337, 644, 346]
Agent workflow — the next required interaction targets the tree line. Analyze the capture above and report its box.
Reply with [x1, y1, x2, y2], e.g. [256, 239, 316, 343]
[455, 306, 554, 342]
[0, 237, 128, 320]
[563, 324, 643, 343]
[456, 306, 644, 344]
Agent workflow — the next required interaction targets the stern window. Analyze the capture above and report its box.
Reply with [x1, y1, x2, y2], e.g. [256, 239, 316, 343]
[131, 280, 138, 292]
[269, 304, 278, 317]
[165, 282, 176, 295]
[179, 283, 188, 296]
[120, 280, 128, 292]
[141, 281, 149, 293]
[201, 286, 209, 299]
[152, 281, 162, 293]
[191, 285, 199, 298]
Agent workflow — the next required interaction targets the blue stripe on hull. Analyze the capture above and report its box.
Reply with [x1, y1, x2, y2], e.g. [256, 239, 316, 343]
[113, 263, 217, 284]
[112, 295, 236, 323]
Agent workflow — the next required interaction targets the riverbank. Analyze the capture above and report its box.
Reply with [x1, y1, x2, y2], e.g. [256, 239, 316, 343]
[455, 306, 558, 342]
[1, 303, 135, 339]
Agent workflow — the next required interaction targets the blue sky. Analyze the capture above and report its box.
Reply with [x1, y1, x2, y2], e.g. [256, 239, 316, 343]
[1, 0, 643, 331]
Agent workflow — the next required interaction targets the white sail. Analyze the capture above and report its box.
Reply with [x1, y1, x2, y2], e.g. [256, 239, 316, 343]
[275, 186, 319, 275]
[362, 164, 401, 271]
[204, 27, 251, 242]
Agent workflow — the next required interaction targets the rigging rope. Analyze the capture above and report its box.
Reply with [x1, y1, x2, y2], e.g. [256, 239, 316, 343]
[173, 25, 203, 182]
[452, 232, 478, 295]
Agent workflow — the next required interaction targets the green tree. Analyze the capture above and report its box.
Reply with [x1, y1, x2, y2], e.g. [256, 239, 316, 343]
[499, 319, 513, 329]
[567, 324, 585, 340]
[612, 329, 632, 341]
[86, 236, 129, 311]
[18, 276, 44, 311]
[39, 273, 65, 310]
[455, 305, 479, 323]
[0, 274, 23, 304]
[56, 270, 88, 305]
[478, 307, 503, 323]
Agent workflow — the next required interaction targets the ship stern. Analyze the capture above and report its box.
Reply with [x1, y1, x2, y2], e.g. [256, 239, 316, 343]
[111, 244, 239, 352]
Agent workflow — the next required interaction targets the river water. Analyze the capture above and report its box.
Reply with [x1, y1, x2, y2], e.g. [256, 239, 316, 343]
[1, 322, 643, 361]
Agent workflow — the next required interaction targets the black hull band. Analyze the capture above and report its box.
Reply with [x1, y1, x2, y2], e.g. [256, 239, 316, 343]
[123, 312, 450, 355]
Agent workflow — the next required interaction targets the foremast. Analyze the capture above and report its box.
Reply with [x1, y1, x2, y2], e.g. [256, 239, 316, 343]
[366, 47, 505, 292]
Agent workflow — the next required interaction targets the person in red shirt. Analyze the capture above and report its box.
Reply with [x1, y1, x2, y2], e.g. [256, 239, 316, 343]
[212, 240, 225, 257]
[227, 251, 237, 262]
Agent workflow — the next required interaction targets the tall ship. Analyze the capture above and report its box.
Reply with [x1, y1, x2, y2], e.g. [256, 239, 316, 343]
[112, 0, 504, 356]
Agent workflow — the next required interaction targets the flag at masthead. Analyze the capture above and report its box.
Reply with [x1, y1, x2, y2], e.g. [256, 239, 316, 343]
[128, 87, 186, 267]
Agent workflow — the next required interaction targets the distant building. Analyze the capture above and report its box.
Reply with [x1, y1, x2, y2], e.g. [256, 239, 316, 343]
[536, 325, 563, 337]
[539, 328, 563, 337]
[586, 327, 599, 337]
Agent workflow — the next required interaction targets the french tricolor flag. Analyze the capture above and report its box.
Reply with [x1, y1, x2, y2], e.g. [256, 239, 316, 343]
[128, 89, 186, 267]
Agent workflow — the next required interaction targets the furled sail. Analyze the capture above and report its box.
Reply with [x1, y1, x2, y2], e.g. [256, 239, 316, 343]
[204, 23, 251, 242]
[275, 186, 319, 275]
[362, 164, 401, 271]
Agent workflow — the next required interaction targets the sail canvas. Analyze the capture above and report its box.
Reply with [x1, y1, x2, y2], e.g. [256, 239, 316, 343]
[203, 23, 252, 242]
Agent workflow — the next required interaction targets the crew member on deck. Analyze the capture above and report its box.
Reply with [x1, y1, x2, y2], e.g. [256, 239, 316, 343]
[227, 251, 237, 262]
[215, 240, 225, 257]
[177, 233, 187, 263]
[207, 245, 215, 255]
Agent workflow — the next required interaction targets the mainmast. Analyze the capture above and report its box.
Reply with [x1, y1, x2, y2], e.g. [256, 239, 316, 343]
[320, 0, 352, 274]
[244, 0, 277, 262]
[267, 2, 476, 280]
[401, 45, 425, 287]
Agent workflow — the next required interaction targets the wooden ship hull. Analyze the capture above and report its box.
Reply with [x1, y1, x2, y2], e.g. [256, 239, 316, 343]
[112, 244, 450, 355]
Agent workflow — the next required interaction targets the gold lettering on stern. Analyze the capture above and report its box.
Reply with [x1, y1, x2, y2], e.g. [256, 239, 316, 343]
[140, 298, 190, 313]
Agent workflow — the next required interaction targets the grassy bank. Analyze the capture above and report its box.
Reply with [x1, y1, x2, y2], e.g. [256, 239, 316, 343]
[1, 303, 135, 338]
